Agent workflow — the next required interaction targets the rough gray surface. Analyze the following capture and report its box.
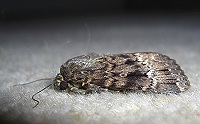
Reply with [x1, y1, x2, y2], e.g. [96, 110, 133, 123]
[0, 13, 200, 124]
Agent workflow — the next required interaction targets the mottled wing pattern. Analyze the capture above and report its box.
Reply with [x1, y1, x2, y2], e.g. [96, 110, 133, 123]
[85, 53, 190, 93]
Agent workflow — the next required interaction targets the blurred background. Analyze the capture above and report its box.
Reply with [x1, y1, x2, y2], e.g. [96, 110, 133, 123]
[1, 0, 200, 20]
[0, 0, 200, 53]
[1, 0, 200, 54]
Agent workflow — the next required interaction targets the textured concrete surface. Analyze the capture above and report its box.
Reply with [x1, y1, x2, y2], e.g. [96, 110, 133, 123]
[0, 13, 200, 124]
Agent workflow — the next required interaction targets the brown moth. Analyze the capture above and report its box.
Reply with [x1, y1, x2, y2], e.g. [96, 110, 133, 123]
[18, 52, 190, 108]
[54, 52, 190, 94]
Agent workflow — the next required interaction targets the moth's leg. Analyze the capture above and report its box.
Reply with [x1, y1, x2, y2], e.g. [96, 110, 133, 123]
[69, 87, 88, 94]
[64, 83, 87, 94]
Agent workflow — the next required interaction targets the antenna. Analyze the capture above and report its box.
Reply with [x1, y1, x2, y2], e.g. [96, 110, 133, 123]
[13, 78, 55, 86]
[13, 78, 55, 108]
[32, 83, 53, 108]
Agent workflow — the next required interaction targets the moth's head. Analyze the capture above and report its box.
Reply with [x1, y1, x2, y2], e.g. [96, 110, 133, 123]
[53, 73, 69, 91]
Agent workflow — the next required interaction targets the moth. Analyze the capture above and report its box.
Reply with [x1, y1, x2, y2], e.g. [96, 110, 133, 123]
[19, 52, 190, 107]
[53, 52, 190, 94]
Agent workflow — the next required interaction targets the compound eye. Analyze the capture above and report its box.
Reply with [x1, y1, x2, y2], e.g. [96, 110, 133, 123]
[60, 82, 68, 90]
